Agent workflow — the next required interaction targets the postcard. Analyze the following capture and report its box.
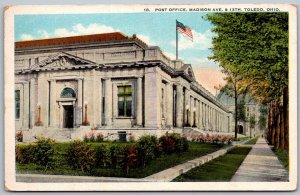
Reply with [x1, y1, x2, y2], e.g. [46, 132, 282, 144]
[4, 4, 297, 191]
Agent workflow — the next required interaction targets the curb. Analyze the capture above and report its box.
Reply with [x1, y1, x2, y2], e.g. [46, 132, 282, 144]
[143, 145, 235, 182]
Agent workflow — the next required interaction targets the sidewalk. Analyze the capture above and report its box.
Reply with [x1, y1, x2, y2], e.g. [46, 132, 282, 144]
[231, 137, 289, 182]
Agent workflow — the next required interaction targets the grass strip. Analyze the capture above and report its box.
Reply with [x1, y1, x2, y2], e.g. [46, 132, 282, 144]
[173, 146, 251, 182]
[244, 137, 258, 145]
[17, 142, 224, 178]
[272, 148, 289, 171]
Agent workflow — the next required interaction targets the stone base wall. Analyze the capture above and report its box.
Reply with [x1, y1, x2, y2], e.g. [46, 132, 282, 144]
[21, 127, 180, 142]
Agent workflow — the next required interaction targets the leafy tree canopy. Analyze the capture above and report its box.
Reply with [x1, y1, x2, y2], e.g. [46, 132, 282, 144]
[205, 13, 288, 103]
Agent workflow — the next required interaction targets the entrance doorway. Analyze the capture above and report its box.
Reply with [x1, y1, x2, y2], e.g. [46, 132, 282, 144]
[238, 125, 244, 134]
[63, 105, 74, 128]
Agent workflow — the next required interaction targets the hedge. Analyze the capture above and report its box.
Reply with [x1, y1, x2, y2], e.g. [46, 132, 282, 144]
[16, 133, 189, 173]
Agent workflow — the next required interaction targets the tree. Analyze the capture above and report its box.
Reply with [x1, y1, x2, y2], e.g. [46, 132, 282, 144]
[205, 13, 288, 150]
[217, 71, 248, 139]
[249, 114, 256, 138]
[258, 104, 268, 131]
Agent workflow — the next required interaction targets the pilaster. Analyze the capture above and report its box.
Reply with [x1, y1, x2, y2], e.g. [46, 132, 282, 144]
[105, 78, 112, 127]
[176, 85, 183, 128]
[136, 77, 143, 127]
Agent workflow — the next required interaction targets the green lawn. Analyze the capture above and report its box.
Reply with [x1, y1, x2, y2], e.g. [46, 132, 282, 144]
[17, 142, 225, 178]
[272, 148, 289, 171]
[244, 137, 259, 145]
[233, 137, 249, 142]
[173, 146, 251, 182]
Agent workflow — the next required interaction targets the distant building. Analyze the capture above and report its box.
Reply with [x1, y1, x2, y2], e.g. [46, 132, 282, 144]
[217, 92, 262, 137]
[15, 32, 232, 141]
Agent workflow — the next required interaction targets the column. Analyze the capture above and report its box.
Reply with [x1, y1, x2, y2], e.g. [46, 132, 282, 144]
[176, 85, 183, 127]
[185, 90, 190, 126]
[92, 70, 98, 126]
[144, 68, 161, 128]
[23, 82, 30, 129]
[196, 100, 199, 128]
[136, 77, 143, 127]
[77, 79, 83, 126]
[166, 83, 173, 127]
[199, 101, 202, 129]
[105, 78, 112, 127]
[49, 80, 56, 127]
[204, 104, 207, 129]
[190, 97, 194, 127]
[29, 78, 35, 128]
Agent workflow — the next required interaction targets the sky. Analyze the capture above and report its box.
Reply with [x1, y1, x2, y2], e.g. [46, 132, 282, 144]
[15, 13, 225, 94]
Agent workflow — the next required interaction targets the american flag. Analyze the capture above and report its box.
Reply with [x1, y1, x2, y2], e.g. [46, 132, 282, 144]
[176, 21, 193, 40]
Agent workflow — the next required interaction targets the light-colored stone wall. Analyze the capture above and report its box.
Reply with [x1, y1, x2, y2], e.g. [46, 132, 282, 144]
[15, 37, 233, 141]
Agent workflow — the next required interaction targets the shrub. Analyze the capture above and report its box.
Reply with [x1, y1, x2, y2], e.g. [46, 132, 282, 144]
[95, 133, 104, 142]
[16, 144, 36, 164]
[159, 135, 176, 154]
[95, 144, 110, 167]
[84, 131, 103, 143]
[34, 137, 55, 170]
[136, 135, 159, 167]
[121, 144, 138, 173]
[15, 131, 23, 142]
[176, 137, 189, 152]
[109, 144, 125, 168]
[66, 140, 97, 172]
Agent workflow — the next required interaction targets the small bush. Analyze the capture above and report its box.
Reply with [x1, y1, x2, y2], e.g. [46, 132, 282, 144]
[177, 137, 189, 152]
[16, 144, 36, 164]
[95, 144, 110, 167]
[15, 131, 23, 142]
[159, 135, 176, 154]
[66, 140, 97, 172]
[84, 131, 103, 143]
[109, 144, 125, 168]
[95, 133, 104, 142]
[136, 135, 159, 167]
[121, 144, 138, 173]
[34, 137, 55, 170]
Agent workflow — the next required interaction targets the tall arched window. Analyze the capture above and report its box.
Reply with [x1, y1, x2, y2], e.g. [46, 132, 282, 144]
[61, 87, 76, 98]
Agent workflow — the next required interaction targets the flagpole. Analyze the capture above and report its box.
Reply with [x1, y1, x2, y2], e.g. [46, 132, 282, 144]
[176, 20, 178, 60]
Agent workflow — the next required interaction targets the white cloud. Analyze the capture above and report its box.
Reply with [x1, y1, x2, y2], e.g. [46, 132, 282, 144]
[136, 34, 156, 46]
[38, 30, 50, 38]
[17, 23, 121, 41]
[171, 29, 212, 51]
[20, 34, 34, 40]
[54, 23, 119, 37]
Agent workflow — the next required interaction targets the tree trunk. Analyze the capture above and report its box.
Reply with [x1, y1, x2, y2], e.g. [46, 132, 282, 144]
[234, 90, 238, 139]
[283, 86, 289, 150]
[267, 103, 272, 143]
[275, 103, 280, 149]
[280, 105, 285, 149]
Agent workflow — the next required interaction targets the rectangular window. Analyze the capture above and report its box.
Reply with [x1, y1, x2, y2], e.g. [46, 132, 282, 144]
[118, 85, 132, 117]
[15, 90, 20, 119]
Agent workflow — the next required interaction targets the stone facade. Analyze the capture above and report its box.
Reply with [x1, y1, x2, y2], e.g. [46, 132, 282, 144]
[14, 32, 232, 141]
[217, 93, 263, 137]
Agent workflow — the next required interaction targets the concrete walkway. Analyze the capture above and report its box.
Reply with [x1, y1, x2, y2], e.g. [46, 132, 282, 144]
[231, 137, 289, 182]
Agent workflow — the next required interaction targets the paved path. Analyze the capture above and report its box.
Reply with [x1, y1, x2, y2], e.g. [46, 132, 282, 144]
[231, 137, 289, 182]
